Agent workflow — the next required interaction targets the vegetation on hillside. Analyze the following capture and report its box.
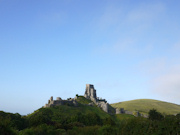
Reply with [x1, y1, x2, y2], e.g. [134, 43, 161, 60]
[1, 97, 180, 134]
[75, 96, 92, 105]
[1, 108, 180, 135]
[111, 99, 180, 115]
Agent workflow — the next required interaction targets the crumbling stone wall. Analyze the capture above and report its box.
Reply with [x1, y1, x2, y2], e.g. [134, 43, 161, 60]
[97, 101, 109, 113]
[44, 96, 77, 107]
[84, 84, 109, 113]
[43, 84, 148, 118]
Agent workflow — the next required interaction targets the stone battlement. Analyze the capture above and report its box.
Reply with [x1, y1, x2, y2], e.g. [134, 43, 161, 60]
[44, 96, 78, 108]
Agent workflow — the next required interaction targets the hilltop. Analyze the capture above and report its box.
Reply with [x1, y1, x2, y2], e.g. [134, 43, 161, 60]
[43, 84, 180, 117]
[111, 99, 180, 115]
[1, 96, 180, 135]
[44, 84, 113, 114]
[1, 84, 180, 134]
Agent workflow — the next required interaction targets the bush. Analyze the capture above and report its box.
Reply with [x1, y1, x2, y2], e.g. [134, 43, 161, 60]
[98, 125, 117, 135]
[19, 124, 58, 135]
[0, 118, 18, 135]
[28, 109, 53, 127]
[83, 112, 102, 126]
[103, 117, 116, 126]
[148, 109, 164, 121]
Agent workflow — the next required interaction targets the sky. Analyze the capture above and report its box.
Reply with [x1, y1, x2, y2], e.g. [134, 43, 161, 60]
[1, 0, 180, 115]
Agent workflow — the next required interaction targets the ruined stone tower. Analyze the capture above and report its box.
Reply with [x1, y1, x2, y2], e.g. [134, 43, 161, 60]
[84, 84, 97, 103]
[84, 84, 109, 113]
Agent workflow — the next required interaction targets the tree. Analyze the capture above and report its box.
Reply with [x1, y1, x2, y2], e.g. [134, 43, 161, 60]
[103, 117, 116, 126]
[148, 109, 164, 121]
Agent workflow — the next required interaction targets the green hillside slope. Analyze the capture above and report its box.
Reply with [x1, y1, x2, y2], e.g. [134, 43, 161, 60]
[2, 97, 180, 134]
[28, 96, 110, 119]
[111, 99, 180, 115]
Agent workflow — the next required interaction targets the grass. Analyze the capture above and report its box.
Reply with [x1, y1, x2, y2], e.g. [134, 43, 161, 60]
[111, 99, 180, 115]
[115, 114, 134, 121]
[76, 96, 92, 104]
[28, 97, 180, 126]
[28, 96, 111, 121]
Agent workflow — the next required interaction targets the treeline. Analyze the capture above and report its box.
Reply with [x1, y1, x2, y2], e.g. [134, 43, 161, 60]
[0, 109, 180, 135]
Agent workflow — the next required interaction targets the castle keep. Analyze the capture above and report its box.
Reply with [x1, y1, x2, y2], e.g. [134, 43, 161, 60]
[84, 84, 97, 102]
[84, 84, 109, 113]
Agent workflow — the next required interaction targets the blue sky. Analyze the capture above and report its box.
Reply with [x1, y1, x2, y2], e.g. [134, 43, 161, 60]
[1, 0, 180, 115]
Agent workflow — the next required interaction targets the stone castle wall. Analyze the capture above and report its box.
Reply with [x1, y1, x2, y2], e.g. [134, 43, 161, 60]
[84, 84, 109, 113]
[44, 96, 77, 108]
[43, 84, 146, 117]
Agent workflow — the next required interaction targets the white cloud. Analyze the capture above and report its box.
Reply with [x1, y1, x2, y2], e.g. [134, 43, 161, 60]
[97, 5, 122, 30]
[172, 41, 180, 52]
[93, 1, 165, 56]
[93, 1, 180, 104]
[152, 71, 180, 104]
[138, 57, 166, 76]
[139, 57, 180, 104]
[93, 38, 134, 55]
[95, 38, 153, 56]
[126, 2, 165, 24]
[96, 1, 165, 31]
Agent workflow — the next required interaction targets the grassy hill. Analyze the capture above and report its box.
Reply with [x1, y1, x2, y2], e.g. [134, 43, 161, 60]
[111, 99, 180, 115]
[28, 96, 110, 120]
[26, 96, 134, 125]
[1, 97, 180, 134]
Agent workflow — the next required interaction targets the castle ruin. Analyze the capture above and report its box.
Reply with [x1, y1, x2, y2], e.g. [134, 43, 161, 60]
[44, 84, 143, 117]
[84, 84, 109, 113]
[44, 84, 109, 113]
[44, 96, 78, 107]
